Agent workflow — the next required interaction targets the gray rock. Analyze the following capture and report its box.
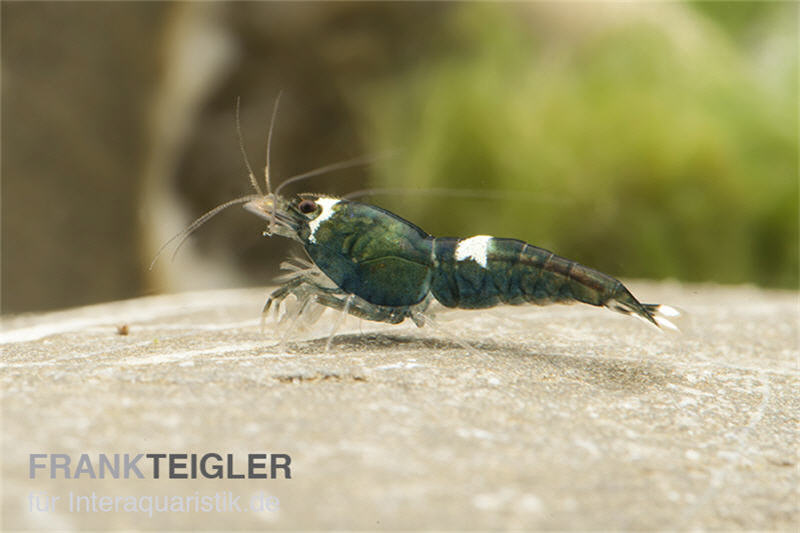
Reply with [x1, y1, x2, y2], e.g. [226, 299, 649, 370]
[2, 281, 798, 529]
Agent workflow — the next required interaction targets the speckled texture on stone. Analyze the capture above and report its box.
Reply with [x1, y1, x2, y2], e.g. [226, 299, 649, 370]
[1, 282, 798, 530]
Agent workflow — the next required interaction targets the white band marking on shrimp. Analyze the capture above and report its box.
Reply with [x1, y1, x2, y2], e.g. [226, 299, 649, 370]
[455, 235, 493, 268]
[308, 197, 341, 243]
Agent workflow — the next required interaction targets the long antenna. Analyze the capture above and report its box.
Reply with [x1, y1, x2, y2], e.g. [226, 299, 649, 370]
[265, 91, 283, 194]
[236, 97, 262, 196]
[148, 194, 259, 270]
[343, 186, 572, 204]
[265, 91, 283, 234]
[151, 94, 286, 269]
[274, 153, 388, 197]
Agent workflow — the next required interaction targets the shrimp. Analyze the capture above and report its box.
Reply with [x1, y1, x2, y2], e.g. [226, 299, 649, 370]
[153, 96, 679, 340]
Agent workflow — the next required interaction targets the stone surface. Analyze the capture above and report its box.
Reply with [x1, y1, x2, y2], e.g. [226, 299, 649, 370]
[1, 281, 798, 530]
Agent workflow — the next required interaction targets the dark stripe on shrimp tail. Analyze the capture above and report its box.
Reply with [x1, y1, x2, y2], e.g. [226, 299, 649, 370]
[525, 247, 663, 326]
[516, 243, 623, 308]
[536, 253, 682, 330]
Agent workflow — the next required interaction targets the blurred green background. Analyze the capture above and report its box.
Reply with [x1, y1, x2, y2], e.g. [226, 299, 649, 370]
[3, 2, 797, 313]
[362, 2, 797, 288]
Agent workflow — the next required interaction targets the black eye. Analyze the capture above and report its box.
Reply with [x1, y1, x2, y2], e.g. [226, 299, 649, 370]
[298, 199, 317, 214]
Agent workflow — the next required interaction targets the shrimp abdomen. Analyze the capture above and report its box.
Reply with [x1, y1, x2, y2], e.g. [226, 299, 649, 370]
[430, 235, 668, 327]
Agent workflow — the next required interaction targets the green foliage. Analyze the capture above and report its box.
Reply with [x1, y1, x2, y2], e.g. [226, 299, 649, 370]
[364, 3, 798, 288]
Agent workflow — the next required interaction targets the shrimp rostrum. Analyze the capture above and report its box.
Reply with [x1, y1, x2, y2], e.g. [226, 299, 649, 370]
[242, 192, 679, 332]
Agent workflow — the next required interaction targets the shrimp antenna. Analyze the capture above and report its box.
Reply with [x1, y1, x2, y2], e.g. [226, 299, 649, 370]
[148, 194, 259, 271]
[274, 152, 395, 197]
[344, 187, 505, 201]
[265, 91, 282, 195]
[236, 97, 263, 196]
[342, 186, 571, 204]
[151, 94, 287, 270]
[265, 91, 283, 235]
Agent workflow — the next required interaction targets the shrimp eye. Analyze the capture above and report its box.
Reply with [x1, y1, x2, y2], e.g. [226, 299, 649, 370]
[298, 199, 317, 214]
